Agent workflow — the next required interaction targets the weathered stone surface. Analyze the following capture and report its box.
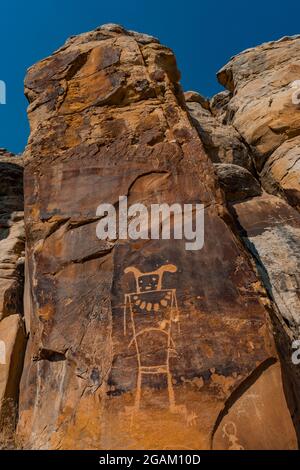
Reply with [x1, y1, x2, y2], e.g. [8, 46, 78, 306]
[206, 35, 300, 447]
[260, 136, 300, 210]
[0, 150, 26, 447]
[214, 163, 262, 202]
[0, 314, 26, 448]
[184, 90, 210, 109]
[0, 151, 23, 222]
[210, 90, 232, 120]
[231, 193, 300, 438]
[0, 216, 25, 322]
[213, 362, 297, 450]
[185, 95, 253, 171]
[17, 25, 296, 449]
[233, 194, 300, 334]
[0, 152, 25, 322]
[217, 36, 300, 207]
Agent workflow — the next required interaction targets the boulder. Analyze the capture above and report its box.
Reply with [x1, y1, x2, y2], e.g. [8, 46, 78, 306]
[210, 90, 232, 120]
[260, 136, 300, 210]
[213, 163, 262, 202]
[184, 90, 210, 109]
[185, 95, 253, 171]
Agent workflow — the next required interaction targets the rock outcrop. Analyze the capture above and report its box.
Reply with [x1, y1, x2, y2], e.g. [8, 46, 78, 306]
[217, 35, 300, 210]
[260, 137, 300, 208]
[17, 25, 297, 450]
[185, 92, 253, 172]
[231, 194, 300, 434]
[0, 150, 26, 448]
[186, 36, 300, 441]
[213, 163, 262, 202]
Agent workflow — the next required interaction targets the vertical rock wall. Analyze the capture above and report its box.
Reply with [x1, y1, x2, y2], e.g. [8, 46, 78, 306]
[0, 150, 26, 448]
[17, 25, 296, 449]
[186, 35, 300, 442]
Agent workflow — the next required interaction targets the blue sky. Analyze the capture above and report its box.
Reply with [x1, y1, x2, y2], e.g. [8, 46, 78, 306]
[0, 0, 300, 154]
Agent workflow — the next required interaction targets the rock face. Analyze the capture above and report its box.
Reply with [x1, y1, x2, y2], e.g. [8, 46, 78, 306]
[0, 150, 26, 448]
[0, 315, 26, 448]
[186, 36, 300, 442]
[17, 25, 296, 450]
[185, 92, 253, 172]
[231, 194, 300, 434]
[260, 137, 300, 208]
[213, 163, 262, 202]
[214, 36, 300, 437]
[217, 35, 300, 210]
[213, 361, 295, 450]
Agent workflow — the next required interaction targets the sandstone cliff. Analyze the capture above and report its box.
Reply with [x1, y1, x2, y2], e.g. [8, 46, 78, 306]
[0, 149, 26, 448]
[0, 25, 299, 450]
[185, 35, 300, 438]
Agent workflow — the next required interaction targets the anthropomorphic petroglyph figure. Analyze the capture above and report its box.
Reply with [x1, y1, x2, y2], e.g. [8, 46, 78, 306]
[123, 264, 182, 416]
[222, 422, 244, 450]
